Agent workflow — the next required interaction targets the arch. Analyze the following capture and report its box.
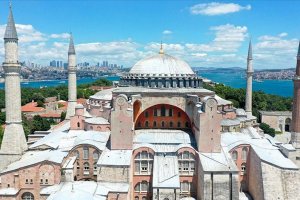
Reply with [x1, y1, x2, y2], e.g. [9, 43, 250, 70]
[93, 150, 99, 160]
[133, 100, 142, 122]
[135, 104, 192, 130]
[232, 150, 238, 161]
[22, 192, 34, 200]
[285, 118, 292, 132]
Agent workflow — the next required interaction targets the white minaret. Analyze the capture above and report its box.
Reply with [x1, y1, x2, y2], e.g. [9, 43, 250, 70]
[245, 40, 253, 117]
[0, 4, 28, 170]
[66, 34, 77, 119]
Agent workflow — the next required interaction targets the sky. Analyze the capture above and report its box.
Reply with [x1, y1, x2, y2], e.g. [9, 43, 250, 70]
[0, 0, 299, 69]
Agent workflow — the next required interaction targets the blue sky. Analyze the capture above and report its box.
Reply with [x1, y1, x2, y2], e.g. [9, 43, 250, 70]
[0, 0, 299, 69]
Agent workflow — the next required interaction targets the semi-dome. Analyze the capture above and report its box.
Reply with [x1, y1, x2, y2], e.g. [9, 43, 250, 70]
[120, 48, 202, 89]
[129, 53, 195, 77]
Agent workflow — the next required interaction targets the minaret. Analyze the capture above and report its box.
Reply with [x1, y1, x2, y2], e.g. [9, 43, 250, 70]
[291, 41, 300, 148]
[245, 40, 253, 117]
[0, 4, 28, 170]
[66, 34, 77, 119]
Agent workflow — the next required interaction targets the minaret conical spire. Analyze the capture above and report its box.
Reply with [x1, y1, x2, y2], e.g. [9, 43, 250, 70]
[245, 40, 254, 117]
[4, 3, 18, 40]
[68, 33, 76, 55]
[159, 41, 164, 54]
[247, 39, 253, 60]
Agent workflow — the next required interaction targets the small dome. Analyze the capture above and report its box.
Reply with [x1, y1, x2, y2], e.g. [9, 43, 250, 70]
[128, 53, 195, 77]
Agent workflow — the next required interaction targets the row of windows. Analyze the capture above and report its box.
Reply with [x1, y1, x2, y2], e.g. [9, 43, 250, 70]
[178, 151, 195, 175]
[144, 109, 182, 118]
[134, 151, 195, 175]
[231, 147, 248, 161]
[135, 151, 154, 175]
[73, 148, 100, 160]
[77, 162, 97, 176]
[134, 181, 194, 194]
[25, 178, 49, 185]
[136, 121, 190, 128]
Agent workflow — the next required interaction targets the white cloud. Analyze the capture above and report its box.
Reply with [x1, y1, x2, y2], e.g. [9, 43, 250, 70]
[0, 22, 297, 69]
[190, 2, 251, 16]
[185, 24, 248, 53]
[50, 33, 70, 39]
[162, 30, 172, 35]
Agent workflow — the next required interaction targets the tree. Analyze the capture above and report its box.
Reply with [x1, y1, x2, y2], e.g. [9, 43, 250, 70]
[60, 112, 66, 122]
[0, 125, 4, 146]
[259, 122, 276, 137]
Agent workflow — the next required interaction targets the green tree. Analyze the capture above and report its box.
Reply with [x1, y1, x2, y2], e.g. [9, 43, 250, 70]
[60, 112, 66, 122]
[259, 122, 276, 137]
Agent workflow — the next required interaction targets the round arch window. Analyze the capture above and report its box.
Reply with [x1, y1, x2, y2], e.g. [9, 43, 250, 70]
[22, 192, 34, 200]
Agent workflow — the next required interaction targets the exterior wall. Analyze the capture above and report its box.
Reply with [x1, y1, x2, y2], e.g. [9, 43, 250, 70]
[213, 174, 230, 200]
[197, 98, 222, 153]
[68, 145, 100, 181]
[70, 115, 85, 130]
[98, 166, 129, 183]
[132, 147, 154, 200]
[111, 95, 133, 149]
[0, 162, 61, 200]
[107, 192, 128, 200]
[87, 99, 111, 119]
[229, 145, 250, 190]
[261, 113, 292, 133]
[177, 147, 197, 199]
[248, 149, 264, 200]
[260, 162, 300, 200]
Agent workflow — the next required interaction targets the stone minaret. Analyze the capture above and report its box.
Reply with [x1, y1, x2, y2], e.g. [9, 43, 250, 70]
[291, 41, 300, 148]
[66, 34, 77, 119]
[245, 40, 253, 117]
[0, 5, 28, 170]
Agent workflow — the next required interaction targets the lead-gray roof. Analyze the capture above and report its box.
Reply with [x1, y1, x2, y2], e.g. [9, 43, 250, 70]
[4, 6, 18, 40]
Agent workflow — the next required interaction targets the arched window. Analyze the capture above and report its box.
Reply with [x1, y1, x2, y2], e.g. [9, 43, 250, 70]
[185, 121, 189, 128]
[22, 192, 34, 200]
[241, 163, 246, 175]
[93, 150, 99, 160]
[153, 121, 157, 128]
[242, 147, 248, 160]
[144, 111, 149, 118]
[178, 112, 181, 117]
[83, 146, 89, 159]
[145, 121, 149, 128]
[83, 162, 89, 175]
[177, 122, 181, 128]
[161, 105, 166, 116]
[74, 150, 79, 159]
[137, 122, 141, 128]
[93, 162, 97, 175]
[134, 151, 154, 175]
[77, 122, 80, 128]
[142, 197, 147, 200]
[170, 121, 173, 128]
[135, 197, 139, 200]
[178, 151, 195, 175]
[169, 108, 173, 117]
[161, 121, 165, 127]
[232, 150, 238, 161]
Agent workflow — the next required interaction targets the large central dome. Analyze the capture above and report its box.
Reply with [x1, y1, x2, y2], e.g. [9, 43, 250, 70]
[120, 49, 202, 88]
[129, 53, 195, 76]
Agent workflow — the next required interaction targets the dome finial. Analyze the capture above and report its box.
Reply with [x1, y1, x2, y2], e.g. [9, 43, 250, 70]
[159, 41, 164, 54]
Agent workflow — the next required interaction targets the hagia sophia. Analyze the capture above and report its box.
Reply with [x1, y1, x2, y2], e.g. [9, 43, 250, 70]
[0, 4, 300, 200]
